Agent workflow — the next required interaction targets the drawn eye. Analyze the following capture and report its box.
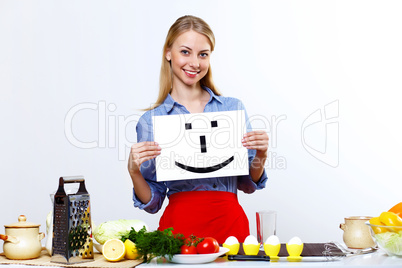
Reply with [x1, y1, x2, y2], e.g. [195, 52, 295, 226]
[185, 123, 192, 130]
[211, 120, 218, 128]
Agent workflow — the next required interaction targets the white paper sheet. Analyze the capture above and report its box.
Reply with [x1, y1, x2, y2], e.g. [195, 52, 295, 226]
[153, 110, 249, 181]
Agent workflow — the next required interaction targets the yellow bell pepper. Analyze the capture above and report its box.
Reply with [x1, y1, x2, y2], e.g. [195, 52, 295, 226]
[379, 211, 402, 232]
[369, 217, 388, 234]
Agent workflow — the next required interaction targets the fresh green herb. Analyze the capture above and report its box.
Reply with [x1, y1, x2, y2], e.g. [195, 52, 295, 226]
[121, 227, 184, 263]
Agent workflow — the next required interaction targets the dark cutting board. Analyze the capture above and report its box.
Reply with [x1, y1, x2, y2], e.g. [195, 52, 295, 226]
[236, 243, 342, 257]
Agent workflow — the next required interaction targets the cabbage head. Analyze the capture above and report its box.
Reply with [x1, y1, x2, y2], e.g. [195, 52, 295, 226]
[93, 219, 149, 244]
[375, 231, 402, 256]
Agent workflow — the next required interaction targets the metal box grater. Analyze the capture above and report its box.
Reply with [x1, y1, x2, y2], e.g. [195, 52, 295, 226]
[51, 176, 94, 264]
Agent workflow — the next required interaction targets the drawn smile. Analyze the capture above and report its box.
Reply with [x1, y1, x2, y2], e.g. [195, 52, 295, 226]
[175, 156, 234, 173]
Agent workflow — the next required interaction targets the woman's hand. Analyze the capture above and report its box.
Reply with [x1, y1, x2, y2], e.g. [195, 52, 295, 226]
[242, 131, 269, 182]
[128, 141, 161, 175]
[127, 141, 159, 204]
[242, 130, 269, 157]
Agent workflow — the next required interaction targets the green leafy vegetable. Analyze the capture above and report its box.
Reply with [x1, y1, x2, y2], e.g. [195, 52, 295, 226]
[375, 231, 402, 256]
[121, 227, 184, 263]
[93, 219, 148, 244]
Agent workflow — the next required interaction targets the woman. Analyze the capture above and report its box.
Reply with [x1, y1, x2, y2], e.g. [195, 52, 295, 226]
[128, 15, 269, 244]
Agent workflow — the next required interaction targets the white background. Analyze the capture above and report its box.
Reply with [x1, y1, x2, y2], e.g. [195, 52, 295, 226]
[1, 0, 402, 247]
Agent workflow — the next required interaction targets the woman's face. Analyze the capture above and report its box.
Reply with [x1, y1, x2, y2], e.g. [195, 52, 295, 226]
[166, 30, 211, 89]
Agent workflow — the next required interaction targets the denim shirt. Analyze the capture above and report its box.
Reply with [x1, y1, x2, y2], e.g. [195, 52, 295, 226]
[133, 87, 268, 214]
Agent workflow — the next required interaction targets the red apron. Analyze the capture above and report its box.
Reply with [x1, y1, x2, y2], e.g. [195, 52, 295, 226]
[158, 191, 250, 244]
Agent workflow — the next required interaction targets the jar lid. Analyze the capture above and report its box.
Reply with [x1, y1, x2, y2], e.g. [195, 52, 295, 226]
[4, 215, 41, 228]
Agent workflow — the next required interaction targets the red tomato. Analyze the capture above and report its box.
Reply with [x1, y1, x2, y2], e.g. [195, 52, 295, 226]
[196, 237, 219, 254]
[180, 244, 197, 254]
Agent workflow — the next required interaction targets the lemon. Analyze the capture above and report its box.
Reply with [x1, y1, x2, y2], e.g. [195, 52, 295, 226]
[124, 239, 139, 260]
[102, 239, 126, 262]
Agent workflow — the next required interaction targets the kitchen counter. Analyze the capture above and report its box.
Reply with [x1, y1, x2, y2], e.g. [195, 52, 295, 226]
[139, 250, 402, 267]
[2, 249, 402, 268]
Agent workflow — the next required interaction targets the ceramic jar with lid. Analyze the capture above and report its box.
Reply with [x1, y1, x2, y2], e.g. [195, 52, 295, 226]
[1, 215, 45, 260]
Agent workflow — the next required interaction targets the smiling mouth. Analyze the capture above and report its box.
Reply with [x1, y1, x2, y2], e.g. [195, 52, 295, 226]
[175, 156, 234, 173]
[183, 69, 200, 77]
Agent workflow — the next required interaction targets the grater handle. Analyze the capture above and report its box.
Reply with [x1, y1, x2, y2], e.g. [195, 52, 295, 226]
[59, 176, 88, 195]
[62, 176, 85, 183]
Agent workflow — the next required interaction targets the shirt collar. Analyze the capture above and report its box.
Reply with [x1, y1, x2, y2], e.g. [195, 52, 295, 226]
[163, 86, 222, 113]
[161, 94, 175, 113]
[204, 86, 223, 104]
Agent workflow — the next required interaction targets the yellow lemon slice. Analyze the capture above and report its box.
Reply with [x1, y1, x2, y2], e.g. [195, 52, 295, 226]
[124, 239, 139, 260]
[102, 239, 126, 262]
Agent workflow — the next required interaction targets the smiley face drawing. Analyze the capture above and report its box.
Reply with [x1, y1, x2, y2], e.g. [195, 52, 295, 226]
[174, 120, 235, 173]
[153, 110, 249, 182]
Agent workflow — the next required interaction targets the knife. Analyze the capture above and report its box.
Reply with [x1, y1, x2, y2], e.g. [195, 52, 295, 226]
[228, 255, 270, 261]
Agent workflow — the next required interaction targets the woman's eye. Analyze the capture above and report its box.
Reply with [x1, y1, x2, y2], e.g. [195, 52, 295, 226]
[200, 53, 209, 58]
[181, 50, 189, 55]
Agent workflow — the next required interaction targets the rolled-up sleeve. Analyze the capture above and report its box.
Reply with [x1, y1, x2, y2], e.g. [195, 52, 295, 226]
[132, 112, 167, 214]
[132, 177, 167, 214]
[236, 100, 268, 193]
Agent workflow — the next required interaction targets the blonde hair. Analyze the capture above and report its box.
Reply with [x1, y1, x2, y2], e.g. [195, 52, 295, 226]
[146, 15, 221, 110]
